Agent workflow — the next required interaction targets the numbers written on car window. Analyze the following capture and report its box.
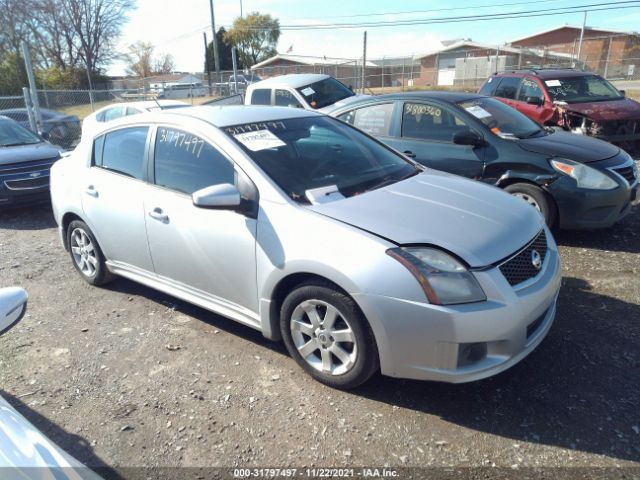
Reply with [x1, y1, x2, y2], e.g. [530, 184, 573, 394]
[157, 127, 206, 158]
[224, 121, 287, 136]
[154, 127, 235, 194]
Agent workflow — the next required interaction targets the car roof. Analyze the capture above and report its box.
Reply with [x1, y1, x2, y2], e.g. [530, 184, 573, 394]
[494, 69, 598, 79]
[250, 74, 330, 89]
[341, 91, 484, 104]
[104, 100, 187, 111]
[0, 107, 64, 117]
[97, 105, 321, 133]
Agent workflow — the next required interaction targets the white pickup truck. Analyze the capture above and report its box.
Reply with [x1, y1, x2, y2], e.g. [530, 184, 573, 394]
[243, 74, 368, 113]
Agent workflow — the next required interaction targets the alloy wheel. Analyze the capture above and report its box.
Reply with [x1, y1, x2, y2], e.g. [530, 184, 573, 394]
[70, 228, 98, 278]
[290, 299, 358, 376]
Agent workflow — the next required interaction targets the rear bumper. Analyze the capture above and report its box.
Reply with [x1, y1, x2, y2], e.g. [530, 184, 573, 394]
[354, 229, 562, 383]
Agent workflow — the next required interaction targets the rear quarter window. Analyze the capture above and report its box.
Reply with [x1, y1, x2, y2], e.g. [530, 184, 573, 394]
[479, 78, 498, 96]
[98, 127, 148, 180]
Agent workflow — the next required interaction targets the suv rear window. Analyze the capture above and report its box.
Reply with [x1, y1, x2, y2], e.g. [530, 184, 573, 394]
[493, 77, 522, 100]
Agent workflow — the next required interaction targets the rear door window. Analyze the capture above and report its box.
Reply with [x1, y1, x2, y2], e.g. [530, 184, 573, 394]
[103, 107, 124, 122]
[153, 127, 235, 194]
[250, 89, 272, 105]
[338, 103, 394, 136]
[493, 77, 522, 100]
[275, 89, 302, 108]
[98, 127, 148, 180]
[517, 78, 544, 102]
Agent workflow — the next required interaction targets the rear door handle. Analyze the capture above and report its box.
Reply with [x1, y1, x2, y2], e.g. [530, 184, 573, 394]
[85, 185, 98, 197]
[403, 150, 417, 159]
[148, 207, 169, 223]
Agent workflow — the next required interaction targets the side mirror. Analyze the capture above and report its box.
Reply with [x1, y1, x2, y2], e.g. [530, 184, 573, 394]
[453, 130, 484, 147]
[525, 96, 544, 106]
[0, 287, 28, 336]
[619, 89, 626, 97]
[192, 183, 241, 210]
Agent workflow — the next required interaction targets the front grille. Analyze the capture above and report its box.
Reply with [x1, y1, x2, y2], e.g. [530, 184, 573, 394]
[5, 176, 49, 190]
[611, 165, 637, 185]
[499, 230, 548, 286]
[0, 157, 58, 175]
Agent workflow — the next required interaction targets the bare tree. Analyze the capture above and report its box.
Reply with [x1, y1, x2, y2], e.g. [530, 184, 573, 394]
[62, 0, 135, 74]
[153, 53, 175, 75]
[125, 41, 154, 78]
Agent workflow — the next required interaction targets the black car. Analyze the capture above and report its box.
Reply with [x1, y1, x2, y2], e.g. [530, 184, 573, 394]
[0, 116, 62, 207]
[329, 92, 639, 229]
[0, 108, 81, 150]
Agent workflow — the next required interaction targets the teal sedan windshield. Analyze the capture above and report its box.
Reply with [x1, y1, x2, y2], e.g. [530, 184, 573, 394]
[225, 116, 419, 203]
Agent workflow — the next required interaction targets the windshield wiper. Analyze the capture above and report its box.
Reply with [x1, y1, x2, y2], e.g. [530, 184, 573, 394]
[1, 142, 37, 147]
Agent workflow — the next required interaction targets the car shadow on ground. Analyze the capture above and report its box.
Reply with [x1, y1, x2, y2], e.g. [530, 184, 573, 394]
[0, 390, 124, 479]
[105, 275, 639, 464]
[354, 276, 640, 463]
[0, 203, 57, 231]
[103, 277, 289, 357]
[554, 206, 640, 254]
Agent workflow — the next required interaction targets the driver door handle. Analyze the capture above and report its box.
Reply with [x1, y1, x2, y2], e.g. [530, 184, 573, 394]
[403, 150, 417, 159]
[148, 207, 169, 222]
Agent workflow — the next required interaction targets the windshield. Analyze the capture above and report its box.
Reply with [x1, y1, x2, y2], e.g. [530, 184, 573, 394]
[544, 75, 623, 103]
[458, 97, 544, 139]
[224, 116, 419, 203]
[0, 120, 42, 147]
[296, 78, 354, 109]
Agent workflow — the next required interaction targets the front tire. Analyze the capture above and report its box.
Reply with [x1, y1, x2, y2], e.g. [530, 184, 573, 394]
[504, 182, 557, 227]
[67, 220, 114, 286]
[280, 281, 379, 389]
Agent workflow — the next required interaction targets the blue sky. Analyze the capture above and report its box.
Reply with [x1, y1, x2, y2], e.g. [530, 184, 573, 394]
[109, 0, 640, 75]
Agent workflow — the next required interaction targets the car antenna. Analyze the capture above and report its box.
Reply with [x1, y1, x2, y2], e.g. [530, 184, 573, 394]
[152, 95, 163, 109]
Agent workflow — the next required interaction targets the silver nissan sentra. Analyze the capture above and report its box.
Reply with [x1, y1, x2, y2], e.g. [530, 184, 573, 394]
[50, 106, 562, 389]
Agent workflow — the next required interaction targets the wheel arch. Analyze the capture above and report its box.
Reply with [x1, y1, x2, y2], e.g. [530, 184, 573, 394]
[497, 175, 560, 227]
[60, 211, 87, 251]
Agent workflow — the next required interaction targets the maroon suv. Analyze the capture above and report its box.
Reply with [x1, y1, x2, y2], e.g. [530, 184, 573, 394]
[479, 69, 640, 152]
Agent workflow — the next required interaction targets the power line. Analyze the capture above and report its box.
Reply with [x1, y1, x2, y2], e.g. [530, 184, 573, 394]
[275, 1, 640, 30]
[299, 0, 569, 20]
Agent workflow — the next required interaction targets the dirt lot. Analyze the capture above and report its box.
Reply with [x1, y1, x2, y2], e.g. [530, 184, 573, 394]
[1, 183, 639, 478]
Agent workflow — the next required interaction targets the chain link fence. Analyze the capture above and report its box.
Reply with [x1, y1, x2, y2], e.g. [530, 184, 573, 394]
[2, 32, 639, 151]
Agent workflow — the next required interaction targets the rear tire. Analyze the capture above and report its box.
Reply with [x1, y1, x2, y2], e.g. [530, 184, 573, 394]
[504, 182, 557, 227]
[280, 281, 379, 389]
[67, 220, 114, 286]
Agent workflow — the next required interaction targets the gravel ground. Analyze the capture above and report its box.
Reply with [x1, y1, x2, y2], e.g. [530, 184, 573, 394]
[0, 189, 639, 478]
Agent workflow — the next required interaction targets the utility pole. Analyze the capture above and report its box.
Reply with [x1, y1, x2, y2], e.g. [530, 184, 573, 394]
[232, 47, 239, 94]
[576, 11, 587, 69]
[21, 41, 43, 133]
[209, 0, 221, 81]
[240, 0, 243, 18]
[361, 31, 367, 94]
[204, 32, 212, 93]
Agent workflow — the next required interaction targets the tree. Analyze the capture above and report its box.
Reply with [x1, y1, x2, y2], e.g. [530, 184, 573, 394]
[153, 53, 175, 75]
[125, 41, 175, 78]
[125, 41, 154, 78]
[206, 27, 237, 72]
[62, 0, 135, 75]
[224, 12, 280, 68]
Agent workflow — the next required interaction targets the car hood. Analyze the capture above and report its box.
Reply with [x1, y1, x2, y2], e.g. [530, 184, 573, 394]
[0, 142, 60, 166]
[562, 97, 640, 122]
[517, 131, 620, 163]
[0, 396, 102, 477]
[308, 171, 544, 267]
[320, 94, 370, 113]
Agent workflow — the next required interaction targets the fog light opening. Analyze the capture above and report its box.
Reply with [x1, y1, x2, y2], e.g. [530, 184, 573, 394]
[457, 342, 488, 367]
